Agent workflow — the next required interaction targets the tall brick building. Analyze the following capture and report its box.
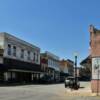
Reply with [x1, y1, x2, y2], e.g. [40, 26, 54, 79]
[89, 25, 100, 93]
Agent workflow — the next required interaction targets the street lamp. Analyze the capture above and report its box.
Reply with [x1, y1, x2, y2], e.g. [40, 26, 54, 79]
[74, 52, 78, 89]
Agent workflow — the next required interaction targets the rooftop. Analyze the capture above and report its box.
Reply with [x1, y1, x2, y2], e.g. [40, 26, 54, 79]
[0, 32, 40, 51]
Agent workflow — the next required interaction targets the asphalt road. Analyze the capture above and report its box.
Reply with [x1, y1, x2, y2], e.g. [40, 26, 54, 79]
[0, 82, 100, 100]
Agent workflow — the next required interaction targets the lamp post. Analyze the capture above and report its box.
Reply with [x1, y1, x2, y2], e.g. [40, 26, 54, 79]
[75, 55, 77, 85]
[74, 52, 78, 89]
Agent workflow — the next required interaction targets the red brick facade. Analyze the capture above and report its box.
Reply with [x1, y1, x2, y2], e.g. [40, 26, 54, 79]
[90, 25, 100, 57]
[90, 25, 100, 93]
[91, 80, 100, 93]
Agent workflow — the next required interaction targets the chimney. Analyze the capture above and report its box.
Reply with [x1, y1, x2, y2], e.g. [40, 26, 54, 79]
[89, 24, 94, 33]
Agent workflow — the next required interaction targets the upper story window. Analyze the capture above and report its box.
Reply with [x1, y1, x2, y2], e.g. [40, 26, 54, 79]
[48, 59, 52, 66]
[13, 46, 16, 57]
[52, 60, 54, 66]
[7, 44, 11, 55]
[34, 52, 36, 61]
[21, 49, 24, 59]
[36, 53, 38, 62]
[27, 51, 30, 60]
[48, 59, 50, 65]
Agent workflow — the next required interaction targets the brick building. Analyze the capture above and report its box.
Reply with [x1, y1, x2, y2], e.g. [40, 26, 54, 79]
[80, 56, 92, 81]
[89, 25, 100, 93]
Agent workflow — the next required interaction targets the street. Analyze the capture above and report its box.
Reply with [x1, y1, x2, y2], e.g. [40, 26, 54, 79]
[0, 82, 99, 100]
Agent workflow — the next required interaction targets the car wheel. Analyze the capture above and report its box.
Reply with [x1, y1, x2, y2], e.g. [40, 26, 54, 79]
[65, 84, 67, 88]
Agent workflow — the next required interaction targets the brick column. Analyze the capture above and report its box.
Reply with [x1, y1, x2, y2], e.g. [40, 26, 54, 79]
[91, 80, 100, 93]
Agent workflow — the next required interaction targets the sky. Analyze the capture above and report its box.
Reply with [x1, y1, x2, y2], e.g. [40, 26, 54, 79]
[0, 0, 100, 65]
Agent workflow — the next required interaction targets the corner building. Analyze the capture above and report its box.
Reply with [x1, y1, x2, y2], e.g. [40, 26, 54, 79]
[0, 32, 41, 83]
[89, 25, 100, 93]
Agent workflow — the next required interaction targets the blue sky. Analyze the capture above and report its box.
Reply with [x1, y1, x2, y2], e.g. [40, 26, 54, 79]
[0, 0, 100, 65]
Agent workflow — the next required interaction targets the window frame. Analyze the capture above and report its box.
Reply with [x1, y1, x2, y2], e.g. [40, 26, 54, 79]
[7, 44, 11, 56]
[13, 46, 16, 57]
[21, 49, 24, 59]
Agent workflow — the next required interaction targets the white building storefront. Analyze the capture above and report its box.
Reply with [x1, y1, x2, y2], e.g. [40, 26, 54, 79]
[0, 32, 41, 83]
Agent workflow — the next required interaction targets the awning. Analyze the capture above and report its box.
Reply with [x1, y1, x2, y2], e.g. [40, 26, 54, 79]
[2, 58, 43, 72]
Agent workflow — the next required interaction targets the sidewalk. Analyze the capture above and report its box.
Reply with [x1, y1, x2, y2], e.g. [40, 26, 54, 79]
[61, 82, 100, 97]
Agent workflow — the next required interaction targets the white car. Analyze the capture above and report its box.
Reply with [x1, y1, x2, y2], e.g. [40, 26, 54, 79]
[64, 78, 70, 88]
[64, 77, 80, 89]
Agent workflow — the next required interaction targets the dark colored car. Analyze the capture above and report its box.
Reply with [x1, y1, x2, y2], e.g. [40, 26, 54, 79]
[39, 74, 54, 84]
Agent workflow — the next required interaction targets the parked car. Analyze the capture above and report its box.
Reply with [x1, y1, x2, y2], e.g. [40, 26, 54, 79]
[64, 78, 70, 88]
[39, 74, 54, 84]
[64, 77, 80, 89]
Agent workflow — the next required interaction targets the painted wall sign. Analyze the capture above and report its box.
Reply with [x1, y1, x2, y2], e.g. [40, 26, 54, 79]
[92, 58, 100, 79]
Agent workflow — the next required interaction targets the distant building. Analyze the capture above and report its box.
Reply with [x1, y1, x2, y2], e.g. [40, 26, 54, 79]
[0, 32, 41, 83]
[80, 56, 92, 80]
[40, 51, 60, 82]
[40, 53, 48, 77]
[60, 59, 74, 76]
